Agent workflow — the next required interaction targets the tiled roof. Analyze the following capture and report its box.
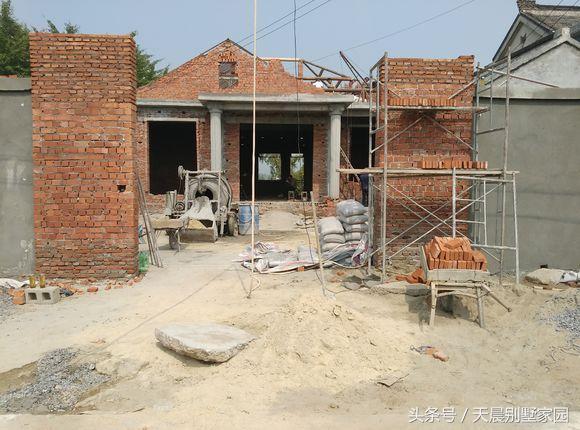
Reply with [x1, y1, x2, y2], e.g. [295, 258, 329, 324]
[519, 1, 580, 31]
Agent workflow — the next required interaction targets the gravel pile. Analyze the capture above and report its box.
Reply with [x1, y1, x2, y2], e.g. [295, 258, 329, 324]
[0, 347, 109, 413]
[0, 292, 14, 321]
[539, 291, 580, 339]
[545, 307, 580, 339]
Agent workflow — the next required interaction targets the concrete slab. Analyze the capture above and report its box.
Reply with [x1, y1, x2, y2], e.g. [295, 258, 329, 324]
[371, 281, 430, 296]
[155, 323, 255, 363]
[525, 268, 566, 285]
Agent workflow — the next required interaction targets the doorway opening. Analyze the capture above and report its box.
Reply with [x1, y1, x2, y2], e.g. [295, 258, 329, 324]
[239, 124, 313, 200]
[148, 121, 196, 195]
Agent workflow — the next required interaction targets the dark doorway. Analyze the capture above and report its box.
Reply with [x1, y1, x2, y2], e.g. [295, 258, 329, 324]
[240, 124, 313, 200]
[350, 127, 373, 169]
[148, 121, 196, 195]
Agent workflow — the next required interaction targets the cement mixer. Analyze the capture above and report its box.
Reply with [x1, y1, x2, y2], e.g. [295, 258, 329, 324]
[155, 167, 237, 249]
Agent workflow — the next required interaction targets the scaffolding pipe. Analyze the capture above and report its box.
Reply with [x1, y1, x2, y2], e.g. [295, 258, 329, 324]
[499, 50, 511, 285]
[381, 53, 389, 281]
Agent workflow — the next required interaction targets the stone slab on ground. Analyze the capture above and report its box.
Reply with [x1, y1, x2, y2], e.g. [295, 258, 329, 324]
[525, 268, 566, 285]
[155, 323, 255, 363]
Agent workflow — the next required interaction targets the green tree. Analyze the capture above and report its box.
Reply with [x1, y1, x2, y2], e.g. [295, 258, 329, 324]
[0, 2, 168, 86]
[0, 0, 29, 76]
[132, 31, 168, 87]
[43, 19, 79, 34]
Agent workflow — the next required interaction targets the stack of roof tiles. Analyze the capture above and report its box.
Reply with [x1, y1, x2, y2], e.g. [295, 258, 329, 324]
[424, 236, 487, 271]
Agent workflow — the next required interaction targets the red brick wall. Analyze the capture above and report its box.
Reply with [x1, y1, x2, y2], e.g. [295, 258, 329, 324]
[30, 33, 138, 278]
[138, 40, 323, 100]
[374, 56, 475, 262]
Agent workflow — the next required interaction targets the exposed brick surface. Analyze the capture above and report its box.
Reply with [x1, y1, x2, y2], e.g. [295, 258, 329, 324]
[30, 33, 138, 278]
[138, 39, 323, 100]
[374, 56, 475, 262]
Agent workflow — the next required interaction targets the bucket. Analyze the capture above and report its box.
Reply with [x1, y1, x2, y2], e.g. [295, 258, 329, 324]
[238, 203, 259, 235]
[138, 251, 149, 273]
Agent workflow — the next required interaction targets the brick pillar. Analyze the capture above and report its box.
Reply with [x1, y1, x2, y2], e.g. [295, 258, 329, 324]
[30, 33, 138, 278]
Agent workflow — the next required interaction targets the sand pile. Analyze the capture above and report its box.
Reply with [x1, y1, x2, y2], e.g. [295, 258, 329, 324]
[235, 292, 415, 390]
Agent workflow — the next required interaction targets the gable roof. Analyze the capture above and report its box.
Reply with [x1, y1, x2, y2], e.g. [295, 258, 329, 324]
[494, 1, 580, 61]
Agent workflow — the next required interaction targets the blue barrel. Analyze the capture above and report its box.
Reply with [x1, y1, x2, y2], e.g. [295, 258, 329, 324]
[238, 203, 259, 235]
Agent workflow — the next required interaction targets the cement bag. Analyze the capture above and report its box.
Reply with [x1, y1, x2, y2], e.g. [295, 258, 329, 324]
[343, 223, 368, 233]
[336, 200, 366, 218]
[339, 214, 369, 225]
[345, 232, 364, 242]
[321, 233, 345, 244]
[318, 217, 344, 236]
[321, 242, 341, 252]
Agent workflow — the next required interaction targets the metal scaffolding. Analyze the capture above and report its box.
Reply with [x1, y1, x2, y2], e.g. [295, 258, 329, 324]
[337, 51, 532, 284]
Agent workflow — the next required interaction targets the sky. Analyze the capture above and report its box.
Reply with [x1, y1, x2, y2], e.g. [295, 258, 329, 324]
[11, 0, 579, 73]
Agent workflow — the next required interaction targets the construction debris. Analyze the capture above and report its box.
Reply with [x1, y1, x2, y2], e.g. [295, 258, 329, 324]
[376, 370, 410, 387]
[411, 345, 449, 362]
[155, 323, 255, 363]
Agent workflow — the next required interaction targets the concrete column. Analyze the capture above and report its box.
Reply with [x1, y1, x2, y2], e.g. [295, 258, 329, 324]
[328, 108, 342, 198]
[209, 108, 223, 171]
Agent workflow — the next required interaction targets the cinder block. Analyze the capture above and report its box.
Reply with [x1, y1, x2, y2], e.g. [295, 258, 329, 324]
[24, 287, 60, 304]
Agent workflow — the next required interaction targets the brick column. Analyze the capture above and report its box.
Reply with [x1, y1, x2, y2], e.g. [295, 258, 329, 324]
[30, 33, 138, 278]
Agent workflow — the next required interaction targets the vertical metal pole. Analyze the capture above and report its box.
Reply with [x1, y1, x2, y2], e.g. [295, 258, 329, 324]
[248, 0, 258, 298]
[452, 168, 457, 238]
[310, 191, 328, 295]
[490, 69, 494, 129]
[512, 175, 520, 284]
[367, 66, 374, 272]
[367, 174, 374, 271]
[473, 62, 480, 162]
[483, 180, 488, 246]
[381, 53, 388, 281]
[499, 50, 511, 284]
[217, 170, 223, 236]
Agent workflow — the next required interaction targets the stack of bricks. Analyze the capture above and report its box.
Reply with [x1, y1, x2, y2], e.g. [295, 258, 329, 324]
[30, 33, 139, 278]
[389, 97, 457, 107]
[418, 159, 489, 169]
[424, 237, 487, 271]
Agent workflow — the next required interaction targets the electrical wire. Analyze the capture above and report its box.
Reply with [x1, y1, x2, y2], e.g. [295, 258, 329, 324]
[314, 0, 479, 62]
[236, 0, 318, 45]
[241, 0, 332, 48]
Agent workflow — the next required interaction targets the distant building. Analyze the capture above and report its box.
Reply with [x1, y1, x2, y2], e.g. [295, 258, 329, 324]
[476, 0, 580, 271]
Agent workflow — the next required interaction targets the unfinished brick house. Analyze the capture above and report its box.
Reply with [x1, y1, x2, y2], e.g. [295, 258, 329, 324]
[137, 39, 475, 259]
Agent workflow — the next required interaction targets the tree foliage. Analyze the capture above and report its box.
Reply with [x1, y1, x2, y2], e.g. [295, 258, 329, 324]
[132, 31, 168, 87]
[0, 0, 29, 76]
[0, 1, 168, 86]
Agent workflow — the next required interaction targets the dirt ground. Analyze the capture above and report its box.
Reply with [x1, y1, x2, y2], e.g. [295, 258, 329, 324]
[0, 224, 579, 429]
